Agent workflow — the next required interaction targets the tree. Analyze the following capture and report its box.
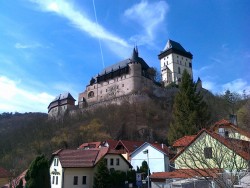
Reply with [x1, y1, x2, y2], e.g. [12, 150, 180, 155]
[25, 155, 50, 188]
[93, 158, 110, 188]
[167, 69, 210, 143]
[174, 130, 250, 188]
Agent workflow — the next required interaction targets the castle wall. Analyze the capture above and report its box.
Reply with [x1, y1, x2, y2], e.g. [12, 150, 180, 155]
[78, 62, 154, 108]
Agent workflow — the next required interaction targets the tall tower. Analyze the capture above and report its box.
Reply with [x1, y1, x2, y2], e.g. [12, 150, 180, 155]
[158, 39, 193, 86]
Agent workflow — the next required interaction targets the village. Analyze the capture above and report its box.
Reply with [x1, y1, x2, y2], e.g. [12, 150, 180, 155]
[1, 40, 250, 188]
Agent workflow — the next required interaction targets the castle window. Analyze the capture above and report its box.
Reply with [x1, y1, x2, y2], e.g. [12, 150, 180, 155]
[106, 89, 107, 92]
[178, 67, 181, 74]
[117, 86, 119, 89]
[122, 84, 124, 87]
[88, 91, 94, 98]
[189, 63, 192, 68]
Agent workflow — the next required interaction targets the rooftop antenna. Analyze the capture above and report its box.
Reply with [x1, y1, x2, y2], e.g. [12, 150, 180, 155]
[92, 0, 105, 68]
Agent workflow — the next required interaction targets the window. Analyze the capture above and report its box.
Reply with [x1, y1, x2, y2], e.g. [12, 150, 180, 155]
[88, 91, 94, 98]
[52, 176, 55, 184]
[82, 176, 86, 184]
[204, 147, 212, 159]
[56, 176, 58, 185]
[178, 67, 181, 74]
[189, 62, 192, 68]
[122, 84, 124, 87]
[54, 158, 58, 166]
[73, 176, 78, 185]
[116, 158, 120, 165]
[110, 158, 114, 166]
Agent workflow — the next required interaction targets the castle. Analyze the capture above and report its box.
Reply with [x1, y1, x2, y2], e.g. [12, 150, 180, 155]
[48, 39, 193, 118]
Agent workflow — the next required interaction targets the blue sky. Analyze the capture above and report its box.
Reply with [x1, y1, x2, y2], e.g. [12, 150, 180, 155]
[0, 0, 249, 113]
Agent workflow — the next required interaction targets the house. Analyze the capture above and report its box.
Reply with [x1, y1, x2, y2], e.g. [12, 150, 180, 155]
[210, 119, 250, 141]
[150, 168, 221, 188]
[78, 139, 144, 161]
[172, 135, 196, 154]
[48, 92, 76, 118]
[50, 147, 132, 188]
[172, 128, 250, 187]
[130, 142, 172, 174]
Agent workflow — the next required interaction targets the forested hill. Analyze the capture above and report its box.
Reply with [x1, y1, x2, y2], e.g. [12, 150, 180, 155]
[0, 89, 249, 177]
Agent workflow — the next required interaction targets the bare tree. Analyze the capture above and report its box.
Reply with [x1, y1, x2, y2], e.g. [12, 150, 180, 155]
[174, 130, 250, 188]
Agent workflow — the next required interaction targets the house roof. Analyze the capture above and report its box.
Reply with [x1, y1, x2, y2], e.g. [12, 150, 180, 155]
[172, 135, 196, 147]
[210, 119, 250, 139]
[114, 140, 144, 153]
[0, 167, 11, 178]
[52, 147, 132, 168]
[78, 142, 102, 149]
[171, 129, 250, 162]
[53, 148, 109, 168]
[130, 142, 172, 157]
[150, 168, 221, 180]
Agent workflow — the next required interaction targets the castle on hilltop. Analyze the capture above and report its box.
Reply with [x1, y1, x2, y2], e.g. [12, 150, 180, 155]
[48, 39, 193, 118]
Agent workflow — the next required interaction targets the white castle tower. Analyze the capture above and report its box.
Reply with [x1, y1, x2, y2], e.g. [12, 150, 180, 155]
[158, 39, 193, 86]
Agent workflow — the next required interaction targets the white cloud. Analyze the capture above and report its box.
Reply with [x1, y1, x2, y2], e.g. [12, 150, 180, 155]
[222, 79, 250, 94]
[0, 76, 54, 113]
[124, 0, 169, 45]
[31, 0, 129, 47]
[15, 42, 40, 49]
[201, 78, 250, 95]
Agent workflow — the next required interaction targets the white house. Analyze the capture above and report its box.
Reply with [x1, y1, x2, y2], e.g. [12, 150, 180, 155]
[130, 142, 172, 174]
[50, 147, 132, 188]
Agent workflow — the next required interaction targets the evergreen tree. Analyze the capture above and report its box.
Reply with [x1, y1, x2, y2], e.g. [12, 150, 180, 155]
[168, 69, 210, 144]
[93, 158, 110, 188]
[25, 155, 51, 188]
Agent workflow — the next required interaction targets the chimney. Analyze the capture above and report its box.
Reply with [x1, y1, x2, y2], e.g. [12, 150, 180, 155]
[229, 114, 237, 125]
[161, 143, 164, 149]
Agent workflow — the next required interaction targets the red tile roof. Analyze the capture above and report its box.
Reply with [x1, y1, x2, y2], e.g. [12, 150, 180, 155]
[150, 168, 221, 180]
[0, 167, 11, 178]
[151, 143, 173, 156]
[210, 119, 250, 139]
[114, 140, 144, 153]
[54, 147, 109, 168]
[172, 135, 196, 147]
[78, 142, 102, 149]
[171, 129, 250, 162]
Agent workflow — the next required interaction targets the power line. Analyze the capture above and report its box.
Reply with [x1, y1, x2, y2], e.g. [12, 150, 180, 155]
[92, 0, 105, 68]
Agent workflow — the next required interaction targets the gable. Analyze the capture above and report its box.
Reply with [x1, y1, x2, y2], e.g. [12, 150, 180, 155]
[174, 131, 249, 171]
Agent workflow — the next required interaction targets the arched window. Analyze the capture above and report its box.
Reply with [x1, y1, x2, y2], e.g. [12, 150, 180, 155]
[88, 91, 94, 98]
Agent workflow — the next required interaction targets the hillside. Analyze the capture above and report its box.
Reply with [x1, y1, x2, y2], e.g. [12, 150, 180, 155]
[0, 90, 249, 176]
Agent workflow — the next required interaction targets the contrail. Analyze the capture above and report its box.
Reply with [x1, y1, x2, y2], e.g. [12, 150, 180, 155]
[92, 0, 105, 68]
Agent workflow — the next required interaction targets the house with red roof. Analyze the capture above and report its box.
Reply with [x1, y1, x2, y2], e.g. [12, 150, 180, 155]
[171, 129, 250, 188]
[210, 119, 250, 141]
[130, 142, 172, 174]
[172, 135, 196, 154]
[50, 147, 132, 188]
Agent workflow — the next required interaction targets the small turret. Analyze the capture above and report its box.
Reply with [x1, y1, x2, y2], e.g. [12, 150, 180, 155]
[131, 46, 139, 62]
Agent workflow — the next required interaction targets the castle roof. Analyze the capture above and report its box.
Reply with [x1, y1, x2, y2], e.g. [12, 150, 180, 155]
[51, 92, 75, 103]
[158, 39, 193, 59]
[48, 92, 76, 112]
[98, 47, 149, 76]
